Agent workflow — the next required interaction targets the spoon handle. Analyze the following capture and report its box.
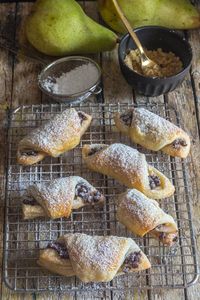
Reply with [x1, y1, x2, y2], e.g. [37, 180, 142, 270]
[112, 0, 145, 56]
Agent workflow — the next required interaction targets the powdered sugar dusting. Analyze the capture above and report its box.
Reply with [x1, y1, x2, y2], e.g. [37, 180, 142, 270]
[132, 108, 181, 141]
[29, 177, 74, 213]
[28, 176, 101, 214]
[19, 108, 82, 155]
[121, 189, 161, 227]
[97, 143, 147, 181]
[65, 233, 129, 273]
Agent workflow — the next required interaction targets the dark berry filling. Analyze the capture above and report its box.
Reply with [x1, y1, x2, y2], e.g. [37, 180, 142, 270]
[149, 174, 161, 189]
[173, 236, 178, 242]
[75, 183, 88, 199]
[78, 112, 87, 124]
[21, 149, 38, 156]
[92, 191, 102, 203]
[88, 147, 100, 156]
[158, 232, 178, 244]
[47, 241, 69, 259]
[159, 232, 165, 240]
[75, 183, 102, 204]
[120, 111, 133, 126]
[172, 138, 187, 149]
[153, 225, 178, 244]
[23, 198, 37, 206]
[123, 251, 142, 273]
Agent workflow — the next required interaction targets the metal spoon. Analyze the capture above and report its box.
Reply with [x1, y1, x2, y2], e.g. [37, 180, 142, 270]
[112, 0, 161, 76]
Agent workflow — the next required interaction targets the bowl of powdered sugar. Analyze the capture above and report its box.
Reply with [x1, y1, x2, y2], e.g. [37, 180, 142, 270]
[38, 56, 102, 103]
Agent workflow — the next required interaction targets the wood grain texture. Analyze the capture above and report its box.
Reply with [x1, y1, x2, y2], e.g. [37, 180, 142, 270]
[0, 2, 41, 299]
[185, 4, 200, 298]
[0, 1, 200, 300]
[102, 46, 133, 104]
[11, 2, 42, 107]
[165, 78, 200, 299]
[0, 2, 17, 299]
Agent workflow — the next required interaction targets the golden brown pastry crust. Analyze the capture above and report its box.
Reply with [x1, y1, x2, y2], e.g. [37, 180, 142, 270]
[82, 143, 175, 199]
[117, 189, 178, 246]
[38, 233, 151, 282]
[114, 108, 190, 158]
[38, 247, 75, 277]
[17, 108, 92, 165]
[22, 204, 45, 219]
[22, 176, 105, 220]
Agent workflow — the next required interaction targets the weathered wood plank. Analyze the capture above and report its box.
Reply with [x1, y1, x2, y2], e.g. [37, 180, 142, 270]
[102, 46, 133, 104]
[188, 27, 200, 129]
[11, 3, 42, 108]
[166, 75, 200, 300]
[1, 2, 41, 299]
[184, 8, 200, 298]
[0, 1, 200, 300]
[0, 2, 17, 299]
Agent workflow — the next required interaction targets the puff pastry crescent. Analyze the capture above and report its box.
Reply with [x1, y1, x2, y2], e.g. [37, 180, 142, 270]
[38, 233, 151, 282]
[22, 176, 105, 219]
[117, 189, 178, 246]
[114, 108, 190, 158]
[82, 143, 175, 199]
[17, 108, 92, 165]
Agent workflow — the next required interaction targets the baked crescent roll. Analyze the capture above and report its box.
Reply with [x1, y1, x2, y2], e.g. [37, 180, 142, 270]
[117, 189, 178, 246]
[82, 143, 175, 199]
[17, 108, 92, 165]
[22, 176, 105, 220]
[38, 233, 151, 282]
[114, 108, 190, 158]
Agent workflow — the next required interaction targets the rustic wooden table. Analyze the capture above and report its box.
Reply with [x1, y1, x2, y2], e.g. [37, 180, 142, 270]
[0, 1, 199, 299]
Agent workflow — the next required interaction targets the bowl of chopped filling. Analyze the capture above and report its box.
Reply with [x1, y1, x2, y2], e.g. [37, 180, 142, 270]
[118, 26, 193, 97]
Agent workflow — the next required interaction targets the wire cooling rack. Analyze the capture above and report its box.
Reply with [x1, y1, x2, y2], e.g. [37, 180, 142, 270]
[3, 102, 199, 292]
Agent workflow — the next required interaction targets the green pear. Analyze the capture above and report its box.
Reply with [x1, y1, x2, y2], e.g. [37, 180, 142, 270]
[98, 0, 200, 33]
[25, 0, 117, 56]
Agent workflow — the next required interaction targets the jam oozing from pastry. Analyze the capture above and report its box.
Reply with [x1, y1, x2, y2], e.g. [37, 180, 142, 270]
[76, 183, 88, 199]
[88, 147, 101, 156]
[172, 236, 178, 242]
[47, 241, 69, 259]
[75, 183, 102, 204]
[149, 174, 161, 189]
[78, 112, 87, 124]
[172, 138, 187, 149]
[20, 149, 38, 156]
[158, 232, 178, 245]
[120, 111, 133, 126]
[153, 225, 178, 245]
[23, 198, 37, 206]
[122, 251, 142, 272]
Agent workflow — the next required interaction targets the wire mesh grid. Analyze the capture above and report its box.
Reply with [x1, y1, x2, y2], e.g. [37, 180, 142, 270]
[3, 102, 198, 293]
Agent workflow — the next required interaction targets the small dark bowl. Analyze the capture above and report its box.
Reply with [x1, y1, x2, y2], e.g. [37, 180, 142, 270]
[118, 26, 193, 97]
